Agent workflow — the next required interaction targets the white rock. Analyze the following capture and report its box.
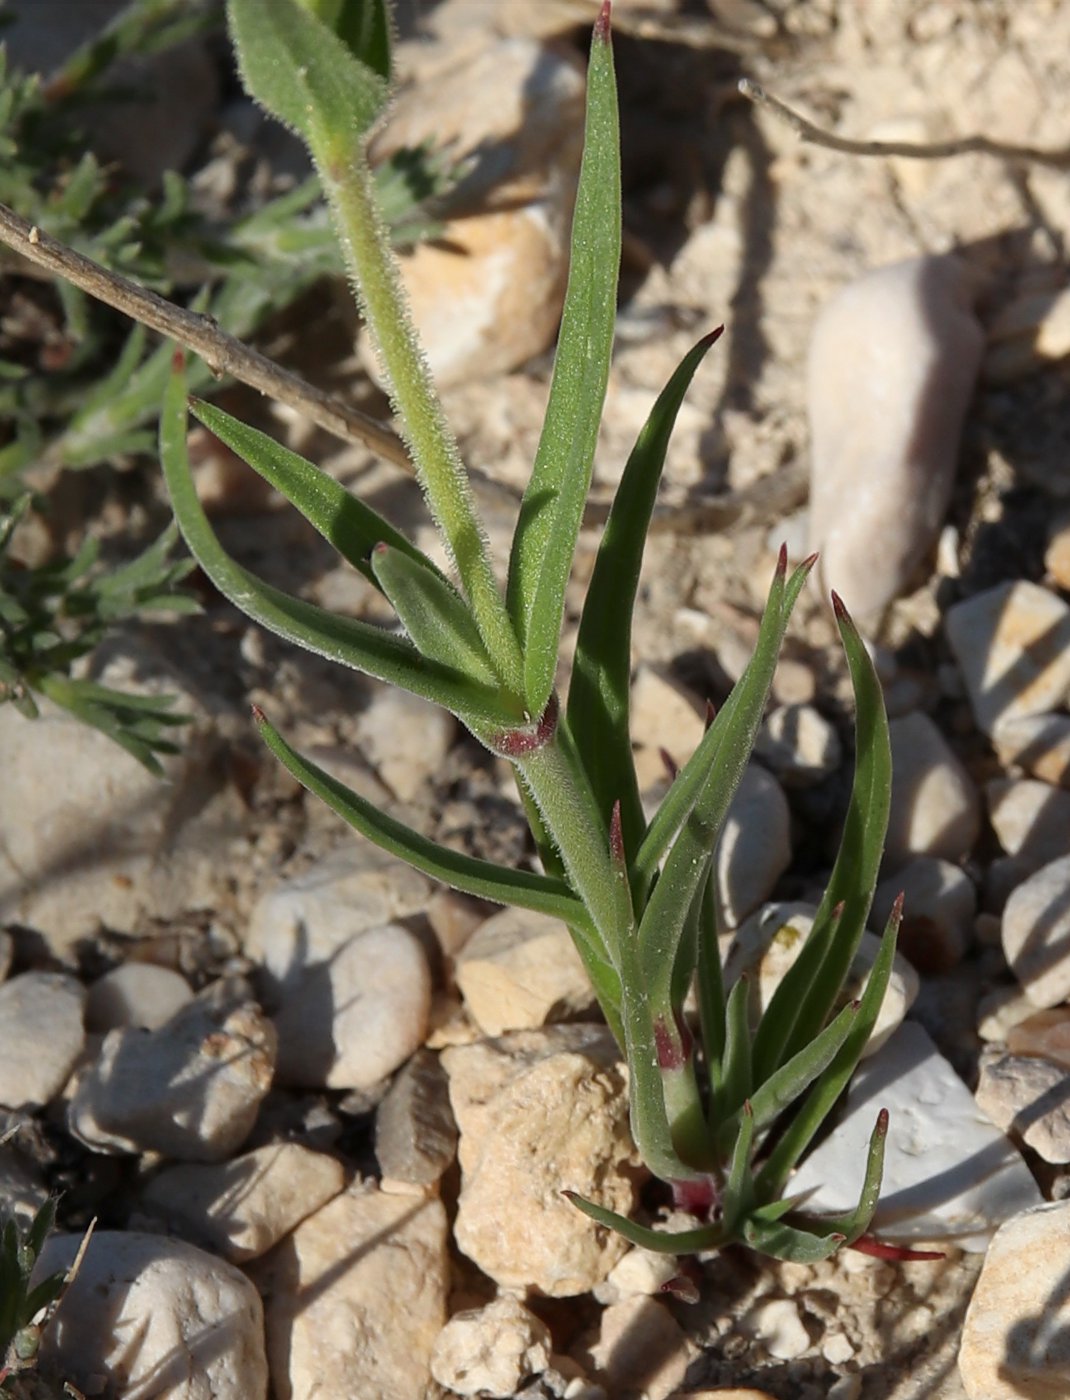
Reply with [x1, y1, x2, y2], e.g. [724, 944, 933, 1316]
[272, 923, 430, 1090]
[885, 712, 980, 867]
[441, 1026, 640, 1296]
[724, 902, 917, 1059]
[992, 712, 1070, 788]
[1007, 1006, 1070, 1069]
[946, 581, 1070, 736]
[604, 1247, 681, 1300]
[977, 983, 1041, 1042]
[247, 846, 431, 994]
[807, 255, 983, 624]
[789, 1021, 1042, 1251]
[975, 1051, 1070, 1165]
[364, 38, 585, 386]
[86, 962, 192, 1032]
[430, 1294, 553, 1398]
[0, 668, 239, 948]
[254, 1183, 448, 1400]
[873, 856, 976, 973]
[35, 1231, 267, 1400]
[588, 1297, 691, 1400]
[742, 1298, 811, 1361]
[141, 1142, 346, 1261]
[1002, 855, 1070, 1007]
[630, 666, 708, 792]
[755, 703, 841, 786]
[987, 778, 1070, 866]
[0, 972, 84, 1109]
[959, 1200, 1070, 1399]
[716, 764, 792, 928]
[69, 987, 275, 1160]
[355, 688, 455, 802]
[455, 906, 594, 1036]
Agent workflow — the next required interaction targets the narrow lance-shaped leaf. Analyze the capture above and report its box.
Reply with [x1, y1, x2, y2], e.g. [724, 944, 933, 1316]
[371, 544, 501, 688]
[719, 975, 752, 1123]
[718, 1101, 755, 1236]
[566, 328, 723, 850]
[741, 1214, 845, 1264]
[563, 1191, 727, 1256]
[507, 6, 622, 717]
[751, 592, 891, 1082]
[191, 399, 449, 593]
[801, 1108, 889, 1246]
[160, 356, 522, 727]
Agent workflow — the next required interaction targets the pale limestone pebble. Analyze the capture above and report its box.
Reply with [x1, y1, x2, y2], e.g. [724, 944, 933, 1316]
[1007, 1006, 1070, 1069]
[69, 987, 275, 1161]
[272, 923, 431, 1090]
[0, 972, 85, 1109]
[85, 962, 192, 1033]
[885, 711, 981, 867]
[363, 38, 584, 387]
[355, 688, 456, 802]
[253, 1183, 447, 1400]
[983, 284, 1070, 382]
[425, 989, 482, 1049]
[586, 1297, 691, 1400]
[724, 902, 917, 1058]
[790, 1022, 1042, 1251]
[374, 1048, 458, 1191]
[442, 1026, 640, 1296]
[872, 856, 976, 973]
[246, 845, 431, 994]
[959, 1200, 1070, 1399]
[993, 713, 1070, 787]
[977, 984, 1044, 1042]
[34, 1231, 267, 1400]
[741, 1297, 812, 1362]
[807, 255, 983, 625]
[1002, 856, 1070, 1008]
[975, 1051, 1070, 1164]
[427, 887, 488, 962]
[455, 906, 594, 1036]
[630, 665, 707, 792]
[430, 1294, 553, 1398]
[945, 581, 1070, 737]
[987, 778, 1070, 866]
[140, 1142, 346, 1262]
[601, 1247, 680, 1300]
[1046, 516, 1070, 590]
[754, 703, 841, 786]
[716, 764, 792, 928]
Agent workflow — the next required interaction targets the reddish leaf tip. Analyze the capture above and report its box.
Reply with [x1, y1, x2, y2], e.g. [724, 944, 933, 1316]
[742, 1098, 754, 1118]
[700, 325, 725, 350]
[372, 541, 389, 556]
[561, 1190, 579, 1202]
[659, 747, 678, 782]
[251, 704, 266, 725]
[876, 1107, 890, 1136]
[660, 1274, 700, 1304]
[704, 698, 716, 731]
[171, 348, 185, 373]
[801, 551, 819, 571]
[776, 542, 788, 577]
[851, 1234, 945, 1261]
[891, 890, 905, 920]
[594, 0, 612, 40]
[654, 1016, 685, 1070]
[831, 590, 849, 622]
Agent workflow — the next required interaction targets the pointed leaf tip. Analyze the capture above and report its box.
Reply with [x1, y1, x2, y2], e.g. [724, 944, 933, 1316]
[171, 348, 185, 372]
[891, 890, 905, 921]
[776, 542, 788, 576]
[660, 1274, 700, 1304]
[876, 1107, 890, 1137]
[700, 325, 725, 350]
[251, 704, 266, 725]
[610, 800, 625, 866]
[831, 590, 849, 622]
[659, 747, 678, 781]
[595, 0, 612, 40]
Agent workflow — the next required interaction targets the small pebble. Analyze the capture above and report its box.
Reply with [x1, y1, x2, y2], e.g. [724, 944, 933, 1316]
[0, 972, 85, 1110]
[992, 712, 1070, 788]
[431, 1294, 552, 1399]
[455, 906, 595, 1036]
[1002, 855, 1070, 1007]
[977, 984, 1042, 1042]
[742, 1297, 811, 1361]
[141, 1142, 346, 1261]
[976, 1050, 1070, 1164]
[885, 712, 980, 867]
[873, 856, 976, 972]
[86, 962, 192, 1033]
[716, 764, 792, 928]
[69, 986, 275, 1161]
[273, 923, 431, 1091]
[959, 1200, 1070, 1398]
[754, 703, 841, 786]
[790, 1021, 1042, 1250]
[807, 254, 983, 624]
[35, 1231, 267, 1400]
[603, 1247, 680, 1300]
[987, 778, 1070, 866]
[356, 688, 456, 801]
[588, 1297, 691, 1400]
[946, 581, 1070, 736]
[1007, 1006, 1070, 1069]
[375, 1048, 458, 1191]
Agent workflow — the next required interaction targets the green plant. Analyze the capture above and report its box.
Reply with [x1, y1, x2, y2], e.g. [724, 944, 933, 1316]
[0, 494, 197, 770]
[154, 0, 900, 1263]
[0, 1200, 66, 1391]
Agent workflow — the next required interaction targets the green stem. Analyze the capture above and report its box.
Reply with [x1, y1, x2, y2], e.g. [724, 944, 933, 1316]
[311, 128, 525, 696]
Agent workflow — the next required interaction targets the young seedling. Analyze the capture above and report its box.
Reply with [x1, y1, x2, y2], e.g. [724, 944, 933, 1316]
[154, 0, 898, 1263]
